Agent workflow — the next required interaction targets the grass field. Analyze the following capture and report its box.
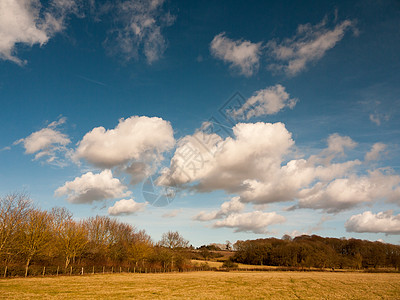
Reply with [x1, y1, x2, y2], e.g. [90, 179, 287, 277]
[191, 259, 281, 269]
[1, 271, 399, 299]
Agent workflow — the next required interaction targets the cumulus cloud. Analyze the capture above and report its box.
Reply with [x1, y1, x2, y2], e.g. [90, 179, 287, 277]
[108, 198, 147, 216]
[210, 33, 262, 76]
[163, 121, 294, 193]
[124, 161, 153, 185]
[232, 84, 298, 119]
[267, 17, 355, 76]
[296, 169, 400, 213]
[105, 0, 175, 64]
[55, 169, 131, 204]
[0, 0, 78, 65]
[194, 197, 245, 221]
[213, 211, 285, 234]
[365, 143, 386, 161]
[14, 117, 71, 164]
[162, 117, 400, 214]
[74, 116, 175, 169]
[345, 211, 400, 234]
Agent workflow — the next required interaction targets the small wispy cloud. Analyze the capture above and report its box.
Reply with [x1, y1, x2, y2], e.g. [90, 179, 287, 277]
[76, 75, 108, 87]
[266, 16, 357, 76]
[14, 117, 71, 165]
[232, 84, 297, 119]
[210, 33, 262, 77]
[104, 0, 176, 64]
[162, 209, 182, 218]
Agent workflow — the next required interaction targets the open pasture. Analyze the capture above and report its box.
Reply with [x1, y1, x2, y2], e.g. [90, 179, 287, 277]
[1, 271, 400, 299]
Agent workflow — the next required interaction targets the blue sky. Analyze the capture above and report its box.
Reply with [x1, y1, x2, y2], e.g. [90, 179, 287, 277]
[1, 0, 400, 246]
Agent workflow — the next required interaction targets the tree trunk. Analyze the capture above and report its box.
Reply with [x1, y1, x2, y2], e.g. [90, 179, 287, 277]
[25, 258, 31, 278]
[65, 256, 70, 269]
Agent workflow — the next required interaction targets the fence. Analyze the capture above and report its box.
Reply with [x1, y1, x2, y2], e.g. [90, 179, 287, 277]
[1, 265, 217, 278]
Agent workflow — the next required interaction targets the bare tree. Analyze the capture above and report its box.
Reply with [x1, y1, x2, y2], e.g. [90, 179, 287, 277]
[20, 209, 52, 276]
[159, 231, 189, 249]
[128, 230, 153, 267]
[0, 193, 32, 259]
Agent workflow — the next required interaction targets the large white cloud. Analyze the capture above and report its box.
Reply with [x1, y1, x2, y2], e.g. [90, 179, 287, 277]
[163, 121, 294, 193]
[105, 0, 175, 64]
[108, 198, 147, 216]
[194, 197, 245, 221]
[74, 116, 175, 169]
[232, 84, 298, 119]
[345, 211, 400, 234]
[213, 211, 285, 234]
[0, 0, 78, 65]
[267, 17, 355, 76]
[55, 169, 131, 204]
[14, 117, 71, 164]
[163, 117, 400, 214]
[210, 33, 262, 77]
[239, 159, 361, 205]
[296, 169, 400, 213]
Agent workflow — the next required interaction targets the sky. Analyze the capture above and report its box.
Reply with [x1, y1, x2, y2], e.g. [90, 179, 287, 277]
[1, 0, 400, 247]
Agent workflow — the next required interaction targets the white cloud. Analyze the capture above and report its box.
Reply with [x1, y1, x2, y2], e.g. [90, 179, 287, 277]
[369, 113, 389, 126]
[124, 161, 153, 185]
[213, 211, 285, 234]
[0, 0, 78, 65]
[239, 158, 361, 205]
[164, 123, 367, 211]
[14, 117, 71, 164]
[163, 119, 400, 214]
[267, 17, 355, 76]
[296, 169, 400, 213]
[55, 169, 131, 204]
[345, 211, 400, 234]
[365, 143, 386, 161]
[194, 197, 245, 221]
[210, 33, 262, 77]
[74, 116, 175, 169]
[232, 84, 298, 119]
[108, 198, 146, 216]
[164, 121, 294, 193]
[325, 133, 357, 154]
[162, 209, 182, 218]
[105, 0, 175, 64]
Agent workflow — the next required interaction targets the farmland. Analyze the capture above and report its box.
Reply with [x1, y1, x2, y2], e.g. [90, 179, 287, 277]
[1, 271, 400, 299]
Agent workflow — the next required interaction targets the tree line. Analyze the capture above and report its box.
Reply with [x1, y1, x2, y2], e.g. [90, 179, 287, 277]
[232, 235, 400, 270]
[0, 193, 191, 276]
[2, 192, 400, 277]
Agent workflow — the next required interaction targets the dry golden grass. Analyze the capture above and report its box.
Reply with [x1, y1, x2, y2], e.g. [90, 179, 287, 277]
[192, 259, 280, 269]
[1, 271, 400, 299]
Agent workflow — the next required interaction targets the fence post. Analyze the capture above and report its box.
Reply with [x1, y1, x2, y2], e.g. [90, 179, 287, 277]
[4, 266, 7, 278]
[103, 266, 105, 274]
[43, 266, 46, 276]
[70, 266, 72, 275]
[81, 267, 84, 275]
